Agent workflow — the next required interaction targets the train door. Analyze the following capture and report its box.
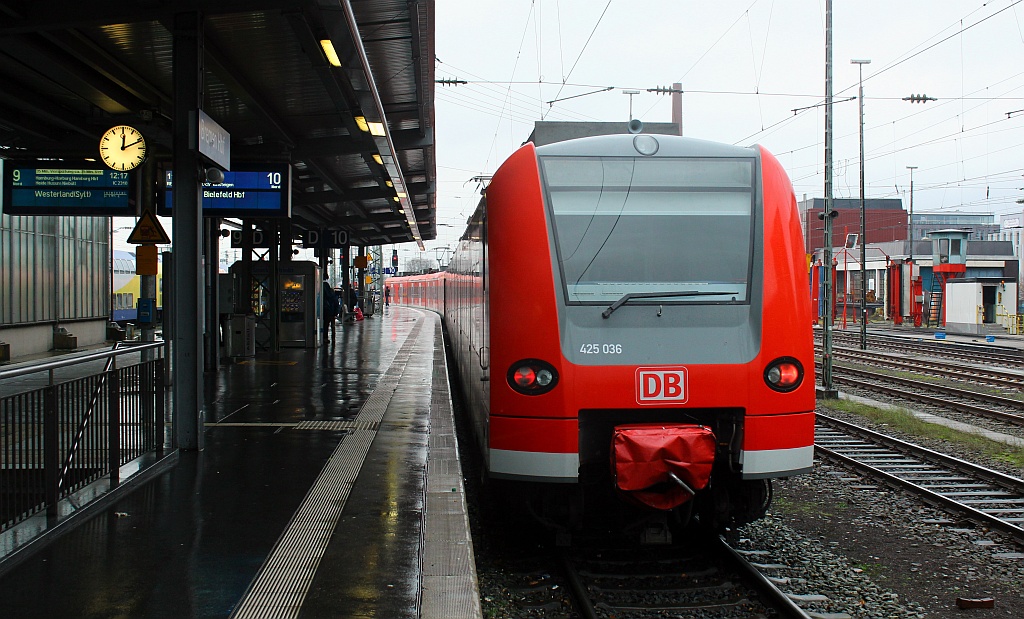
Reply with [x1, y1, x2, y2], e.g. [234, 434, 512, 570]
[480, 209, 490, 441]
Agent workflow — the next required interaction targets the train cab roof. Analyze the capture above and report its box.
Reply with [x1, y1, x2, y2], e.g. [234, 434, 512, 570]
[534, 133, 759, 160]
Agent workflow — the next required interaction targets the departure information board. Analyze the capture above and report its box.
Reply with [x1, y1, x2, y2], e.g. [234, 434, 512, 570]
[159, 163, 291, 217]
[1, 161, 136, 216]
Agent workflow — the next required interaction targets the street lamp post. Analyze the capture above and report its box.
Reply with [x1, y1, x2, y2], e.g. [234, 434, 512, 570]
[852, 58, 870, 350]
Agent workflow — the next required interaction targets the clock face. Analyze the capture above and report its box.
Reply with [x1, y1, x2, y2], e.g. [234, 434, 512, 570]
[99, 125, 147, 171]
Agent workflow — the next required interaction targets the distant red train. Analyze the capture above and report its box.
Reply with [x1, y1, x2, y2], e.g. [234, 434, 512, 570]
[390, 129, 814, 533]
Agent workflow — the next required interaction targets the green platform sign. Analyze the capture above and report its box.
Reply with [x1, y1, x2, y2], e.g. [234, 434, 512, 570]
[2, 161, 136, 216]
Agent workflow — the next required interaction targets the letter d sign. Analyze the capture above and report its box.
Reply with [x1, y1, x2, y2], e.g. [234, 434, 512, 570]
[635, 367, 688, 404]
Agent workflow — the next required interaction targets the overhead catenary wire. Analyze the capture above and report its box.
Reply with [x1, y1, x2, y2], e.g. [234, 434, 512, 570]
[542, 0, 614, 119]
[433, 1, 1024, 222]
[481, 1, 539, 174]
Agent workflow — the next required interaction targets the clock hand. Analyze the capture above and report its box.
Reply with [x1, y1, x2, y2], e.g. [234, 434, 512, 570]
[120, 133, 126, 150]
[124, 138, 143, 149]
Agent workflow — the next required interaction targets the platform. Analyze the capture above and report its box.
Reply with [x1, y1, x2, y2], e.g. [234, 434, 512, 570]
[0, 306, 481, 619]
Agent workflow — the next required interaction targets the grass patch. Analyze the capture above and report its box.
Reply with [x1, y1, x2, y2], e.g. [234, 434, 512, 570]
[821, 399, 1024, 468]
[853, 561, 886, 579]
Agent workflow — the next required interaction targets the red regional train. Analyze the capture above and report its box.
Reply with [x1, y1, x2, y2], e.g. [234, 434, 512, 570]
[390, 128, 815, 533]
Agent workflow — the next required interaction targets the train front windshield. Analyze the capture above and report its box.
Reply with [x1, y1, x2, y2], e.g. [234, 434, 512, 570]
[541, 156, 755, 305]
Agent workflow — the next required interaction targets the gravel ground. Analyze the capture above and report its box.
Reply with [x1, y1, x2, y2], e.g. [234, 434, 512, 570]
[753, 466, 1024, 618]
[467, 403, 1024, 618]
[762, 402, 1024, 619]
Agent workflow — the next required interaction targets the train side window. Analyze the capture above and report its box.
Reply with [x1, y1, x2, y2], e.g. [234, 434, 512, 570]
[482, 209, 487, 291]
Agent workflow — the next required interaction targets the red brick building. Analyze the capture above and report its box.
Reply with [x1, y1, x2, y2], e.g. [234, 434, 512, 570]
[799, 197, 907, 254]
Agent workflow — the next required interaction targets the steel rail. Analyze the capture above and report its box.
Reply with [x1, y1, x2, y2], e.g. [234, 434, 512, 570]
[829, 346, 1023, 389]
[820, 331, 1024, 368]
[715, 535, 813, 619]
[819, 363, 1024, 424]
[833, 374, 1024, 425]
[558, 551, 599, 619]
[559, 537, 820, 618]
[816, 414, 1024, 544]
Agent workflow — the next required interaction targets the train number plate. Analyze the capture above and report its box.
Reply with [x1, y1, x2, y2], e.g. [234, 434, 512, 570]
[635, 367, 688, 405]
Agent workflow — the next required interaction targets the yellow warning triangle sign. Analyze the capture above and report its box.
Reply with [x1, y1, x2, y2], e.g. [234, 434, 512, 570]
[126, 209, 171, 245]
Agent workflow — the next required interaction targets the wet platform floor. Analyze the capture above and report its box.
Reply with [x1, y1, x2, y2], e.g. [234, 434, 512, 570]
[0, 306, 480, 618]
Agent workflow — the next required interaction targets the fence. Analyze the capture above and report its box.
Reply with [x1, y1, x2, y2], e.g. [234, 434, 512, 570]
[1, 342, 165, 532]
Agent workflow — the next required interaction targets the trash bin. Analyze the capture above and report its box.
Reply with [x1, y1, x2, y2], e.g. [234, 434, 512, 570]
[226, 314, 256, 357]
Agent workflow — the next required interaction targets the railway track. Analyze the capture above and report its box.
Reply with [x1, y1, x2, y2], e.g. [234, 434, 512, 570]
[816, 362, 1024, 427]
[829, 345, 1024, 391]
[815, 414, 1024, 544]
[557, 536, 814, 618]
[821, 330, 1024, 370]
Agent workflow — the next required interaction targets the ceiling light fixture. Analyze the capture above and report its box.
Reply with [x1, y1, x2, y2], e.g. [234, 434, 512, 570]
[372, 154, 383, 165]
[367, 121, 386, 136]
[354, 116, 369, 132]
[319, 39, 342, 67]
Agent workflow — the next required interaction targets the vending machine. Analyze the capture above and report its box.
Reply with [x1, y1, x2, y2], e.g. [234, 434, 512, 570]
[231, 260, 320, 348]
[278, 262, 319, 346]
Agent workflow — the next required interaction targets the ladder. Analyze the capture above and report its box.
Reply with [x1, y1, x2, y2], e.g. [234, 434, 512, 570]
[926, 274, 944, 327]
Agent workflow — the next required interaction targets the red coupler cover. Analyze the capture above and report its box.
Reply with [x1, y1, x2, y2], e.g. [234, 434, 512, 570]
[611, 424, 716, 510]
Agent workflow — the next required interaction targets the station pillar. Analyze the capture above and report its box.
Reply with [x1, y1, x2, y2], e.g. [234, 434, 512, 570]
[171, 11, 206, 451]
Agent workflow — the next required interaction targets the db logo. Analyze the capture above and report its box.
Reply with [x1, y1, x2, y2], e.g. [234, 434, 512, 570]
[636, 367, 688, 404]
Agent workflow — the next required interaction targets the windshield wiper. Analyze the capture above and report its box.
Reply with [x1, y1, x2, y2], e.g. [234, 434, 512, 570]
[601, 290, 739, 319]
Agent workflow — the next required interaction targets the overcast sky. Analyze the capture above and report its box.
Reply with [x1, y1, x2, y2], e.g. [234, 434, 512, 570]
[409, 0, 1024, 260]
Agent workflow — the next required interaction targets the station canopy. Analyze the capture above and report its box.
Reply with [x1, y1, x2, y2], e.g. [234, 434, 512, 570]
[0, 0, 436, 246]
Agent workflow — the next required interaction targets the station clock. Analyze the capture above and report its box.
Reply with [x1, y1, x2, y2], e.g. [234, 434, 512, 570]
[99, 125, 147, 171]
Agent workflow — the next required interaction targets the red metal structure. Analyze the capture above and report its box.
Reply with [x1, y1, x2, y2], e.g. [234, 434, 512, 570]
[390, 132, 815, 532]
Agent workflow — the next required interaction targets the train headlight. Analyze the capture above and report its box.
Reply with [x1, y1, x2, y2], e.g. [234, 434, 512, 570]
[633, 134, 660, 156]
[764, 357, 803, 392]
[507, 359, 559, 395]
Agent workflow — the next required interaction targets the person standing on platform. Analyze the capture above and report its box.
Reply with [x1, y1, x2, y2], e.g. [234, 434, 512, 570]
[348, 285, 359, 314]
[322, 277, 338, 342]
[384, 285, 391, 308]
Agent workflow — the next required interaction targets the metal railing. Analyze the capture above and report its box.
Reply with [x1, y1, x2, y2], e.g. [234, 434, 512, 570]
[1, 342, 165, 532]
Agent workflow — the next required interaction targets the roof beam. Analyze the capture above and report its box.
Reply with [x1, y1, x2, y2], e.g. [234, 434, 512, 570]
[391, 128, 432, 151]
[292, 184, 392, 207]
[204, 34, 297, 149]
[293, 135, 368, 158]
[0, 100, 78, 143]
[321, 0, 422, 247]
[42, 30, 172, 117]
[0, 34, 147, 115]
[0, 79, 95, 140]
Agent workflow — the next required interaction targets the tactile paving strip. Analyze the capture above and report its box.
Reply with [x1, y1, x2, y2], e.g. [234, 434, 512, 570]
[231, 320, 424, 619]
[294, 420, 379, 432]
